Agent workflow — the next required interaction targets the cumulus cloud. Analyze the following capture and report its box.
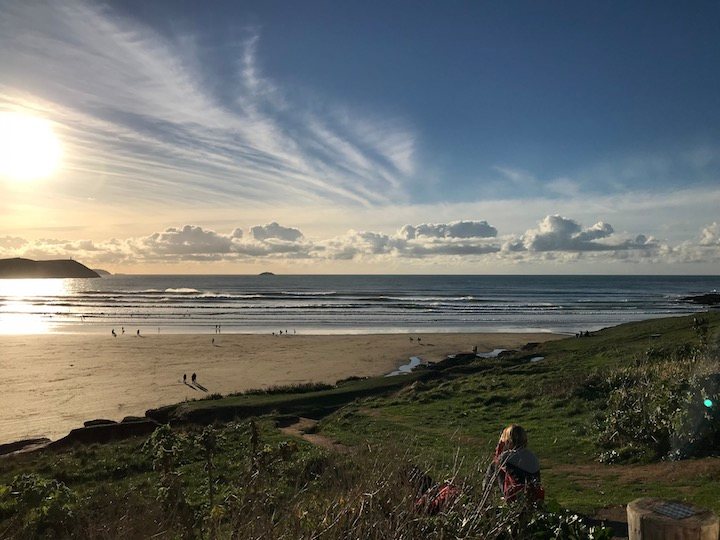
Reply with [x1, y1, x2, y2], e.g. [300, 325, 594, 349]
[700, 222, 720, 245]
[321, 230, 398, 260]
[321, 219, 501, 260]
[249, 222, 303, 242]
[399, 220, 497, 240]
[518, 215, 654, 252]
[0, 215, 705, 268]
[137, 225, 234, 256]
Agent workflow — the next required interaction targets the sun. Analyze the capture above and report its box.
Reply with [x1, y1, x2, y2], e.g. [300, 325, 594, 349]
[0, 112, 62, 181]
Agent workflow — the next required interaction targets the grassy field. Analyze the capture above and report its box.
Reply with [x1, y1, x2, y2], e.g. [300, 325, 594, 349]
[1, 312, 718, 538]
[318, 312, 720, 514]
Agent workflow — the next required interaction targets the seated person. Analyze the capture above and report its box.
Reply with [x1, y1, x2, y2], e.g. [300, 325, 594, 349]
[484, 424, 544, 503]
[406, 466, 460, 515]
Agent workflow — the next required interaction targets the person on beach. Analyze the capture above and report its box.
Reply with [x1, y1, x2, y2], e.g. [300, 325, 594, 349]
[183, 373, 187, 384]
[191, 373, 196, 383]
[121, 326, 125, 334]
[484, 424, 544, 503]
[136, 329, 140, 337]
[111, 329, 116, 337]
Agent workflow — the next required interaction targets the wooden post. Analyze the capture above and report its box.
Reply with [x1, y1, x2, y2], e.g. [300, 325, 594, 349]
[627, 498, 719, 540]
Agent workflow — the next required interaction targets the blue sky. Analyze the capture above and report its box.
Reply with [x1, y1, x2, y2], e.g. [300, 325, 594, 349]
[0, 1, 719, 273]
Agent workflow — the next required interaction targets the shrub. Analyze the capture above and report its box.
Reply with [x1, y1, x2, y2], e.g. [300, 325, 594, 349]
[0, 474, 76, 536]
[596, 346, 720, 461]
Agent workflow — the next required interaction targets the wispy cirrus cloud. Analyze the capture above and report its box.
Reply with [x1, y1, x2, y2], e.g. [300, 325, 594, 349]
[0, 1, 416, 207]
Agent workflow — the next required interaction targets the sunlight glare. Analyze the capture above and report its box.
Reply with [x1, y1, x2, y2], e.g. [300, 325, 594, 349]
[0, 279, 69, 334]
[0, 112, 62, 181]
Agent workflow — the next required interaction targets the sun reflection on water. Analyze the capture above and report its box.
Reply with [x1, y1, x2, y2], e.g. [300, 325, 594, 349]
[0, 279, 70, 334]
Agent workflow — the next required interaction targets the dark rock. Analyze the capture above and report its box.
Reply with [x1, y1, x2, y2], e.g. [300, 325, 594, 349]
[427, 352, 478, 371]
[83, 419, 117, 427]
[0, 437, 51, 456]
[682, 293, 720, 306]
[49, 419, 159, 449]
[521, 342, 539, 351]
[121, 416, 146, 423]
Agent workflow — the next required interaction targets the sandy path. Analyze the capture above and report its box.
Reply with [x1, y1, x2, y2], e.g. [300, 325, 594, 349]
[0, 332, 562, 445]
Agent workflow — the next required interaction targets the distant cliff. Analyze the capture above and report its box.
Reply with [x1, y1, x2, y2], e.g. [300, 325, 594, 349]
[0, 258, 100, 278]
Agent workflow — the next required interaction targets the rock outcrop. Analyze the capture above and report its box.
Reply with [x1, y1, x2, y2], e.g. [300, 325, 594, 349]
[682, 293, 720, 306]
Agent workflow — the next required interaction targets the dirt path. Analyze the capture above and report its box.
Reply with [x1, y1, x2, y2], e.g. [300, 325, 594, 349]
[279, 417, 351, 453]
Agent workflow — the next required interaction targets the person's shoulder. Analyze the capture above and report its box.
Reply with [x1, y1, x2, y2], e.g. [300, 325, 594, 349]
[507, 448, 540, 472]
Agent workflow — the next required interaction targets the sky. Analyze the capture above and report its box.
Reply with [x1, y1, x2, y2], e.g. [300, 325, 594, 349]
[0, 0, 719, 274]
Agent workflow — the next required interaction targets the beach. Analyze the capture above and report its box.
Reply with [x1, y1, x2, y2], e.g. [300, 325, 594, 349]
[1, 332, 562, 445]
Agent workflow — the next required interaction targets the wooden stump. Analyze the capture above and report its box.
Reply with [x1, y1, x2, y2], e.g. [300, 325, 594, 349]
[627, 498, 719, 540]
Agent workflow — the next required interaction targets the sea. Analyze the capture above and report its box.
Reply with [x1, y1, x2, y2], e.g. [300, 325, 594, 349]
[0, 274, 717, 335]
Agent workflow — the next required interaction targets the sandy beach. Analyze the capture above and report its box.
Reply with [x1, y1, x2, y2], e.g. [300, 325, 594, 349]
[1, 332, 563, 445]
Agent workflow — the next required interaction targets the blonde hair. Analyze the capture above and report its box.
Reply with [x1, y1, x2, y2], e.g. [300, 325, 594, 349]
[500, 424, 528, 449]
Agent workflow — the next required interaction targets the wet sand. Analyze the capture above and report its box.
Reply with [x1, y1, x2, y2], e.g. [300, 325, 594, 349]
[1, 332, 563, 445]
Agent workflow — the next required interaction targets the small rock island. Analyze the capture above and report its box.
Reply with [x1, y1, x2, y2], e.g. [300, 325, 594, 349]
[0, 258, 100, 279]
[259, 271, 275, 276]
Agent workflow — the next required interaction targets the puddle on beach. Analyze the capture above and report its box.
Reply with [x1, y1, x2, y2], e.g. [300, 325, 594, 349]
[386, 356, 423, 376]
[476, 348, 505, 358]
[386, 348, 508, 376]
[530, 356, 545, 362]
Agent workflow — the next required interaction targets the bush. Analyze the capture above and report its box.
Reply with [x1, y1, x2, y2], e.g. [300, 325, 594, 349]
[0, 474, 76, 536]
[596, 346, 720, 461]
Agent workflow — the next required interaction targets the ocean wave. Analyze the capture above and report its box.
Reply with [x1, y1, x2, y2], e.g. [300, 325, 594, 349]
[279, 290, 338, 296]
[164, 288, 201, 294]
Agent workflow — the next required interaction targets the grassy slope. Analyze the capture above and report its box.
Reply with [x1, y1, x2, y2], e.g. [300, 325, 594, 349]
[319, 312, 720, 514]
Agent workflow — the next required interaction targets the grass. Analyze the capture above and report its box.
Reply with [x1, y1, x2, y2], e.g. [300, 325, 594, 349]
[318, 312, 720, 514]
[0, 421, 611, 539]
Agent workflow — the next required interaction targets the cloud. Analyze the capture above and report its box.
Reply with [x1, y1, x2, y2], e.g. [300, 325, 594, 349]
[249, 222, 303, 242]
[0, 2, 416, 208]
[136, 225, 234, 256]
[0, 236, 27, 249]
[519, 215, 654, 252]
[320, 231, 397, 260]
[700, 222, 720, 246]
[322, 220, 501, 260]
[545, 177, 582, 198]
[493, 166, 536, 187]
[1, 215, 715, 269]
[399, 220, 497, 240]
